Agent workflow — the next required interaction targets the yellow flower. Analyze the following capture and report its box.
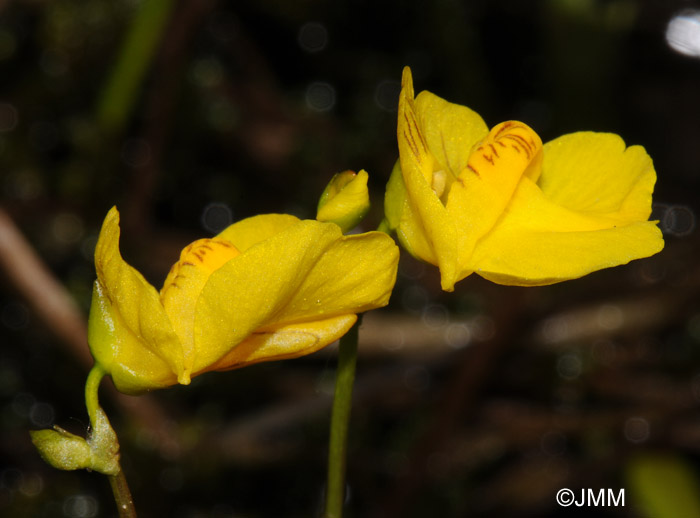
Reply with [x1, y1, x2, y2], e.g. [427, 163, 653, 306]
[386, 67, 663, 291]
[88, 207, 399, 394]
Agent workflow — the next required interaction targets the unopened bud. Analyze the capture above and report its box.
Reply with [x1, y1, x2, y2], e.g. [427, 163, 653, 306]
[317, 169, 370, 232]
[30, 408, 120, 476]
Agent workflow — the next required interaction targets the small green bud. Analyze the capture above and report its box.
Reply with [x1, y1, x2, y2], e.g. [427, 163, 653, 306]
[30, 408, 120, 476]
[316, 169, 370, 232]
[30, 427, 92, 471]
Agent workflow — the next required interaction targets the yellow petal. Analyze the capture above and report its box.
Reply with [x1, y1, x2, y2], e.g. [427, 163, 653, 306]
[160, 238, 240, 381]
[397, 67, 458, 290]
[413, 90, 488, 179]
[384, 160, 437, 264]
[539, 132, 656, 221]
[192, 220, 343, 372]
[268, 230, 399, 325]
[204, 315, 357, 372]
[447, 121, 543, 282]
[469, 177, 664, 286]
[89, 207, 185, 391]
[216, 213, 300, 253]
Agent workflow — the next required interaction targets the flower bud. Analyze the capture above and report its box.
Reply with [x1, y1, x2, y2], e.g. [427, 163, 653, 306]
[30, 427, 92, 472]
[30, 408, 120, 475]
[316, 169, 370, 232]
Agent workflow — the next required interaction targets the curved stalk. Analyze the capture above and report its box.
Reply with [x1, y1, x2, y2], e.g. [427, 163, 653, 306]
[85, 365, 138, 517]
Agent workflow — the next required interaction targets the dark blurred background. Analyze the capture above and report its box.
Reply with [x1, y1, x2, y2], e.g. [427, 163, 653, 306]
[2, 0, 700, 516]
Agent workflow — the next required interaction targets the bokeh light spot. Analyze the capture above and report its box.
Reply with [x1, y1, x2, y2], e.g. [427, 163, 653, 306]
[52, 212, 85, 245]
[29, 402, 55, 428]
[18, 473, 43, 497]
[556, 353, 582, 380]
[421, 304, 448, 329]
[444, 323, 471, 349]
[305, 82, 336, 112]
[471, 315, 495, 341]
[298, 22, 328, 53]
[662, 205, 695, 236]
[666, 10, 700, 58]
[597, 304, 623, 331]
[201, 202, 233, 234]
[624, 417, 650, 444]
[374, 80, 401, 112]
[62, 494, 98, 518]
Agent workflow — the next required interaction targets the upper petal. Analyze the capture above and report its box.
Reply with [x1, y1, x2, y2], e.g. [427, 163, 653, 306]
[90, 207, 185, 388]
[397, 67, 459, 290]
[413, 90, 488, 178]
[469, 177, 664, 286]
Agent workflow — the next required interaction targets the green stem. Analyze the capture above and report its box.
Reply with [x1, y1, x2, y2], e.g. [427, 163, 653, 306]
[85, 365, 138, 517]
[85, 364, 106, 428]
[376, 218, 392, 235]
[324, 315, 361, 518]
[109, 470, 138, 518]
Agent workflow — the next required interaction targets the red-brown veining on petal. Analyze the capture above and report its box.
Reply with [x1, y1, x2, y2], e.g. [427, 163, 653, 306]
[160, 238, 241, 302]
[465, 121, 541, 178]
[502, 134, 533, 159]
[403, 113, 421, 163]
